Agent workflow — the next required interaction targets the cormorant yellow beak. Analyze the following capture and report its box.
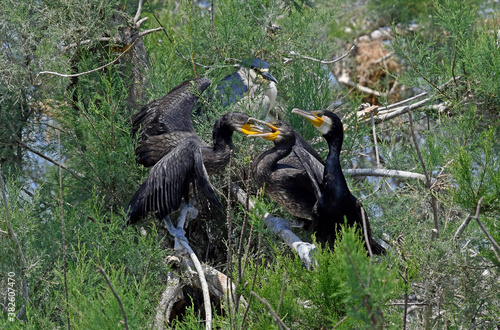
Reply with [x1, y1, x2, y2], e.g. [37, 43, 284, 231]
[242, 118, 279, 141]
[291, 108, 324, 127]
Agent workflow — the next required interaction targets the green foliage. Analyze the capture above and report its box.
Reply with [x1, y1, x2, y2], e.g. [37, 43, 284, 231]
[2, 0, 500, 328]
[227, 225, 397, 329]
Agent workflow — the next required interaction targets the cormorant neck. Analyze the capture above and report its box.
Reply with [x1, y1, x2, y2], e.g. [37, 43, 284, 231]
[322, 133, 348, 198]
[253, 138, 294, 186]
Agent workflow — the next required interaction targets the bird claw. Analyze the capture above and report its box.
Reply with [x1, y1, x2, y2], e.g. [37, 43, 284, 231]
[293, 242, 317, 269]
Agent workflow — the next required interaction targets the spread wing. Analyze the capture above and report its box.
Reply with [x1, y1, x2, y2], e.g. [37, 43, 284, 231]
[131, 77, 211, 167]
[127, 137, 224, 224]
[132, 77, 211, 138]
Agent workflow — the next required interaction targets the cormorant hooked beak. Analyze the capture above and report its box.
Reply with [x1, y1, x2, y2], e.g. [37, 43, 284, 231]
[241, 118, 279, 141]
[292, 108, 331, 135]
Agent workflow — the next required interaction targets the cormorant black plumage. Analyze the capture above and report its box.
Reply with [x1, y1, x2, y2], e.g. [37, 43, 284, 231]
[127, 77, 254, 224]
[292, 109, 385, 254]
[242, 119, 324, 220]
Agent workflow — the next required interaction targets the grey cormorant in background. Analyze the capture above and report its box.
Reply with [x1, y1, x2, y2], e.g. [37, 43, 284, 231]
[292, 108, 385, 254]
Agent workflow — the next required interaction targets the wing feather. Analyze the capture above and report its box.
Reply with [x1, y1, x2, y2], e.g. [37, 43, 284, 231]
[127, 137, 224, 223]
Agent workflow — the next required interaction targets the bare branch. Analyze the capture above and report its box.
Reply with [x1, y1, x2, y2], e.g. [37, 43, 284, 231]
[17, 140, 84, 179]
[137, 27, 165, 38]
[454, 197, 483, 240]
[97, 266, 129, 330]
[338, 74, 386, 97]
[360, 206, 373, 258]
[136, 17, 149, 28]
[153, 272, 183, 329]
[344, 168, 427, 182]
[58, 131, 71, 330]
[408, 112, 439, 238]
[251, 291, 290, 330]
[474, 212, 500, 264]
[289, 45, 355, 65]
[176, 240, 212, 329]
[370, 113, 380, 168]
[38, 38, 139, 79]
[62, 37, 112, 52]
[134, 0, 144, 24]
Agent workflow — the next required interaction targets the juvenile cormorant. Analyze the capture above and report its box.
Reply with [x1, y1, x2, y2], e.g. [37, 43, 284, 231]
[127, 77, 257, 224]
[241, 118, 324, 220]
[292, 108, 385, 254]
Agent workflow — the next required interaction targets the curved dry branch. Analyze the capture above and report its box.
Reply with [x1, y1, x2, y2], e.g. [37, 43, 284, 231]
[344, 168, 427, 182]
[97, 266, 129, 330]
[289, 45, 356, 65]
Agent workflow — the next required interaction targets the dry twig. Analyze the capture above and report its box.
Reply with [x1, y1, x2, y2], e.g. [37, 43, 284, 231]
[97, 266, 129, 330]
[408, 112, 439, 238]
[289, 45, 355, 65]
[58, 131, 71, 330]
[251, 291, 290, 330]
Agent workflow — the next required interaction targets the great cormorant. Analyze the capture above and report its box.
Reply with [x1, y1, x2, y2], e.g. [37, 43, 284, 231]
[241, 118, 324, 220]
[127, 77, 257, 224]
[292, 108, 385, 254]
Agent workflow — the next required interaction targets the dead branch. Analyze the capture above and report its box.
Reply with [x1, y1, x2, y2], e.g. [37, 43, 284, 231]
[360, 206, 373, 258]
[0, 166, 29, 320]
[153, 272, 183, 329]
[17, 140, 84, 179]
[153, 253, 246, 329]
[39, 38, 140, 79]
[97, 266, 129, 330]
[58, 132, 71, 330]
[474, 214, 500, 264]
[133, 0, 144, 25]
[231, 184, 316, 268]
[289, 45, 355, 65]
[251, 291, 290, 330]
[337, 74, 386, 97]
[454, 197, 483, 240]
[344, 168, 427, 182]
[408, 112, 439, 238]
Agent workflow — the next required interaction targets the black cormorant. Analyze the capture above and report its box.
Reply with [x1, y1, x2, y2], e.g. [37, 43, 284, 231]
[241, 118, 324, 220]
[127, 77, 257, 224]
[292, 108, 385, 254]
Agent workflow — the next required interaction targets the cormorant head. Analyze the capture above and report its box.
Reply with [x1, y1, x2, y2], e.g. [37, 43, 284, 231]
[242, 58, 278, 85]
[292, 108, 343, 137]
[241, 118, 295, 144]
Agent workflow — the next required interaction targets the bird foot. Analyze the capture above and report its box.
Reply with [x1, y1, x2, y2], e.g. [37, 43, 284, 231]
[292, 242, 317, 270]
[163, 217, 188, 251]
[177, 201, 199, 229]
